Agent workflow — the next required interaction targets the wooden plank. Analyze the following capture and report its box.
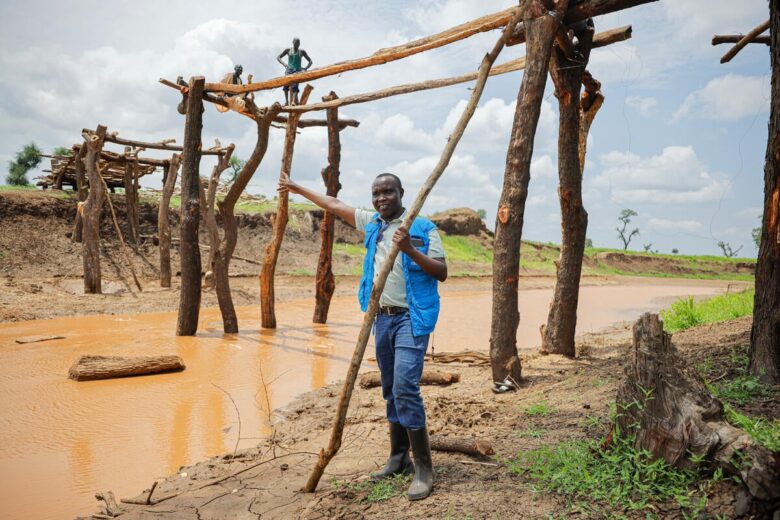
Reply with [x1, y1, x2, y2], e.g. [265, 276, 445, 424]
[720, 19, 770, 63]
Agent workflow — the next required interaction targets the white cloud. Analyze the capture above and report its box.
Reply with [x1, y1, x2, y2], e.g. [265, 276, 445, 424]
[626, 96, 658, 116]
[375, 114, 438, 152]
[674, 74, 769, 122]
[531, 154, 556, 180]
[591, 145, 731, 205]
[647, 218, 702, 232]
[662, 0, 768, 42]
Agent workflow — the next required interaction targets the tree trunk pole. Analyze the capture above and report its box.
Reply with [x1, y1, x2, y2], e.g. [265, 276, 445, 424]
[81, 125, 107, 294]
[176, 76, 205, 336]
[260, 85, 314, 329]
[215, 105, 282, 333]
[750, 2, 780, 384]
[123, 147, 140, 246]
[489, 0, 567, 383]
[541, 24, 595, 357]
[158, 156, 181, 288]
[72, 144, 88, 243]
[303, 8, 522, 492]
[202, 146, 234, 290]
[313, 91, 343, 324]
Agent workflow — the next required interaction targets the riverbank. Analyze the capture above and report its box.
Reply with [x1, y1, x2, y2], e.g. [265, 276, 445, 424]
[80, 314, 776, 519]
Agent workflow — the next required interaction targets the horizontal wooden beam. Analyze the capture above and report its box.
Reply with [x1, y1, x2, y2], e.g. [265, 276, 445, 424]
[508, 0, 656, 46]
[72, 143, 169, 167]
[712, 34, 770, 46]
[719, 19, 771, 63]
[82, 128, 225, 156]
[201, 6, 522, 94]
[283, 25, 631, 114]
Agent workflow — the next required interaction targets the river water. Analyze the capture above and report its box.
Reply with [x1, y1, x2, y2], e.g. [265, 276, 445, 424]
[0, 278, 735, 519]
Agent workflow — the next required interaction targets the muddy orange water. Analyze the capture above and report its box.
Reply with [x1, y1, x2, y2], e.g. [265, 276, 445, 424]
[0, 278, 738, 519]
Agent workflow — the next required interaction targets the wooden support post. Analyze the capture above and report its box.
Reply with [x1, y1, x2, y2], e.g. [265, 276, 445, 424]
[214, 105, 282, 333]
[158, 155, 181, 288]
[490, 0, 566, 383]
[176, 76, 205, 336]
[313, 92, 343, 324]
[578, 71, 604, 170]
[260, 85, 314, 329]
[750, 4, 780, 384]
[72, 145, 88, 243]
[123, 147, 140, 245]
[81, 125, 107, 294]
[201, 146, 235, 290]
[541, 24, 595, 357]
[303, 8, 522, 493]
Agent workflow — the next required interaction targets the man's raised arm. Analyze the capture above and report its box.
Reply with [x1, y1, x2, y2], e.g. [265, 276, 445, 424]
[278, 172, 357, 227]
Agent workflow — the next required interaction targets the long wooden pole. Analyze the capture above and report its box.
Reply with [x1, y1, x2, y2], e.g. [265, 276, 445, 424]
[158, 155, 180, 288]
[260, 85, 315, 329]
[713, 34, 770, 46]
[720, 19, 770, 63]
[176, 77, 205, 336]
[302, 7, 523, 493]
[82, 125, 107, 294]
[81, 129, 226, 156]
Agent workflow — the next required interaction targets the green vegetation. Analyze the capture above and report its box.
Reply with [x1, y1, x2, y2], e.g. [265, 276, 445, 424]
[333, 474, 411, 503]
[439, 235, 492, 263]
[508, 434, 714, 518]
[660, 289, 754, 333]
[724, 405, 780, 451]
[515, 428, 546, 439]
[521, 400, 555, 417]
[6, 142, 42, 186]
[0, 184, 38, 192]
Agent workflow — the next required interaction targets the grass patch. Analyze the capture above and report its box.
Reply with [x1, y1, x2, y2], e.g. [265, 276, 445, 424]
[724, 405, 780, 451]
[521, 400, 555, 417]
[0, 184, 38, 191]
[712, 375, 776, 405]
[660, 289, 754, 333]
[515, 428, 546, 439]
[508, 434, 714, 518]
[333, 474, 410, 503]
[439, 234, 492, 264]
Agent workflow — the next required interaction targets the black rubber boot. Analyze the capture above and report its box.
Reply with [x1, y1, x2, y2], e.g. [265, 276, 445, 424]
[370, 421, 414, 480]
[406, 427, 434, 500]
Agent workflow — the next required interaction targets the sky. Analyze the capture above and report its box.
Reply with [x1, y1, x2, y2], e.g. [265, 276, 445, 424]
[0, 0, 771, 257]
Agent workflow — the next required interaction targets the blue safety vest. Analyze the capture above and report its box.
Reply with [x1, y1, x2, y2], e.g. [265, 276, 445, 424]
[358, 214, 440, 336]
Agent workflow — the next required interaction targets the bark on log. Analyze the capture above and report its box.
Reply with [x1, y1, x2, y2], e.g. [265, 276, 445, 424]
[713, 34, 770, 46]
[720, 19, 770, 64]
[82, 125, 107, 294]
[617, 313, 780, 501]
[158, 155, 181, 288]
[430, 436, 494, 457]
[176, 77, 205, 336]
[72, 144, 88, 243]
[69, 355, 185, 381]
[541, 25, 595, 357]
[490, 0, 564, 383]
[359, 370, 460, 389]
[215, 105, 282, 333]
[303, 9, 522, 493]
[750, 3, 780, 384]
[260, 85, 314, 329]
[313, 92, 342, 324]
[204, 7, 520, 95]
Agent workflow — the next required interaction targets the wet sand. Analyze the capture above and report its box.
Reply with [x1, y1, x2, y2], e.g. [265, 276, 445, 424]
[0, 276, 745, 520]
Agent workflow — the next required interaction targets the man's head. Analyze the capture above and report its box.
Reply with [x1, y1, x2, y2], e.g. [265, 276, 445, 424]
[371, 173, 404, 220]
[292, 37, 300, 50]
[234, 64, 243, 75]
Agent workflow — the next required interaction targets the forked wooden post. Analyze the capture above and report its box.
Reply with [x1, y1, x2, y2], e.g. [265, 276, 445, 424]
[260, 85, 314, 329]
[302, 8, 523, 492]
[202, 145, 235, 290]
[158, 154, 181, 288]
[313, 91, 343, 324]
[176, 76, 205, 336]
[72, 144, 88, 243]
[81, 125, 107, 294]
[122, 146, 140, 245]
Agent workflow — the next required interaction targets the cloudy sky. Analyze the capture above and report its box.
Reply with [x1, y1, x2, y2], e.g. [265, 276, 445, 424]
[0, 0, 770, 256]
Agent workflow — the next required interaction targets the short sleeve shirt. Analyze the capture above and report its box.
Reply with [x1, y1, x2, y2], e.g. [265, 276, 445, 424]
[354, 208, 445, 308]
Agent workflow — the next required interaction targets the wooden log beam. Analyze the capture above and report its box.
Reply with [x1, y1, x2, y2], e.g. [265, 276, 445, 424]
[261, 85, 314, 329]
[158, 154, 181, 288]
[284, 25, 631, 115]
[81, 125, 107, 294]
[201, 145, 235, 290]
[359, 370, 460, 389]
[508, 0, 655, 46]
[123, 147, 140, 245]
[203, 7, 520, 94]
[302, 7, 523, 493]
[72, 144, 88, 243]
[82, 129, 226, 156]
[176, 77, 205, 336]
[68, 355, 185, 381]
[430, 436, 494, 457]
[313, 92, 342, 324]
[713, 34, 770, 46]
[720, 19, 770, 63]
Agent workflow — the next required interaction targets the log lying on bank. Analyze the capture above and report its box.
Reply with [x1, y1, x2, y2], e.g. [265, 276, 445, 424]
[425, 350, 491, 366]
[68, 355, 185, 381]
[616, 313, 780, 502]
[359, 370, 460, 389]
[430, 436, 494, 457]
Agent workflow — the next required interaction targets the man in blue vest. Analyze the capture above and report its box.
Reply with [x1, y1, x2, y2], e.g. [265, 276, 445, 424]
[278, 171, 446, 500]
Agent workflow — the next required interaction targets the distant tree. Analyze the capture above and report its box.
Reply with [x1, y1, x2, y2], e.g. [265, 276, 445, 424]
[6, 142, 42, 186]
[227, 155, 246, 183]
[52, 146, 72, 157]
[717, 241, 743, 258]
[671, 248, 679, 254]
[752, 226, 761, 249]
[585, 238, 593, 248]
[616, 209, 639, 250]
[477, 208, 487, 219]
[643, 243, 657, 254]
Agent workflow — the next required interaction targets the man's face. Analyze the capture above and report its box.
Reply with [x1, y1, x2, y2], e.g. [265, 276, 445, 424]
[371, 176, 403, 220]
[293, 38, 300, 50]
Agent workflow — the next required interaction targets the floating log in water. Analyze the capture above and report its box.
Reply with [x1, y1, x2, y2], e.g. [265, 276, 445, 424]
[68, 355, 185, 381]
[430, 436, 494, 457]
[15, 335, 66, 344]
[359, 370, 460, 389]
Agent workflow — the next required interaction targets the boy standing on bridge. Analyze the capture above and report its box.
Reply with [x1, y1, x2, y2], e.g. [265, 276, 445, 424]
[277, 37, 312, 106]
[278, 172, 447, 501]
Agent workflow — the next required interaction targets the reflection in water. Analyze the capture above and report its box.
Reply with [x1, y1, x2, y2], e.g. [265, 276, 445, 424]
[0, 280, 732, 520]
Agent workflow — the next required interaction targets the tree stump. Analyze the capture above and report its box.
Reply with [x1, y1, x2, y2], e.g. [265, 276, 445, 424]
[616, 313, 780, 501]
[68, 355, 185, 381]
